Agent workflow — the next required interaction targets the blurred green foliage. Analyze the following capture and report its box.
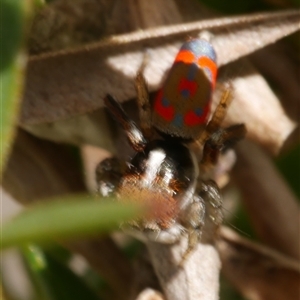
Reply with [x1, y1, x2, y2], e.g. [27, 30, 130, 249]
[1, 196, 143, 249]
[0, 0, 30, 173]
[22, 244, 101, 300]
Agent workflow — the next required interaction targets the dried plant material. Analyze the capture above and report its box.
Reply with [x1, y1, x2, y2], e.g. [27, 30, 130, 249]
[232, 140, 300, 260]
[2, 129, 86, 204]
[217, 227, 300, 300]
[130, 248, 162, 298]
[147, 238, 221, 300]
[249, 41, 300, 122]
[29, 0, 114, 54]
[173, 0, 215, 22]
[135, 288, 165, 300]
[29, 0, 183, 55]
[216, 60, 296, 154]
[21, 10, 300, 126]
[65, 237, 135, 300]
[211, 10, 300, 66]
[81, 144, 112, 192]
[23, 108, 116, 153]
[128, 0, 182, 28]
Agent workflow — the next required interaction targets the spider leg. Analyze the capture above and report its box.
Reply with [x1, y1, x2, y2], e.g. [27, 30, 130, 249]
[199, 85, 233, 145]
[135, 53, 153, 138]
[201, 124, 246, 168]
[104, 95, 147, 152]
[179, 180, 223, 265]
[197, 180, 223, 243]
[95, 157, 123, 197]
[179, 194, 205, 265]
[197, 85, 246, 170]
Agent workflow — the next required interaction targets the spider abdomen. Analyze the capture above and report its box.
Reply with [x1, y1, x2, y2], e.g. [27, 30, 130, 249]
[152, 39, 217, 140]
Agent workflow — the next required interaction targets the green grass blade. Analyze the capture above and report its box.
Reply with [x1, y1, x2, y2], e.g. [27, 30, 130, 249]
[0, 0, 31, 173]
[1, 195, 143, 249]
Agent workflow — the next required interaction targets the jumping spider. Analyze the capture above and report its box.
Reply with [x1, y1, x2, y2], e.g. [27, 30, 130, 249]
[96, 38, 246, 259]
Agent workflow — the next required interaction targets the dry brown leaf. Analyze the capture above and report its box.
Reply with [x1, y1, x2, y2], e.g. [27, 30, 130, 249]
[29, 0, 185, 54]
[64, 237, 135, 300]
[126, 0, 183, 28]
[20, 9, 300, 160]
[21, 9, 300, 126]
[217, 227, 300, 300]
[232, 140, 300, 260]
[216, 59, 296, 154]
[22, 108, 116, 153]
[2, 129, 86, 204]
[249, 41, 300, 122]
[29, 0, 115, 54]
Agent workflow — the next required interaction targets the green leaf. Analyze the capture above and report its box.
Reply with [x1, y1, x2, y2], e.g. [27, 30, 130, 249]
[1, 195, 143, 249]
[34, 0, 45, 9]
[22, 244, 101, 300]
[0, 0, 31, 173]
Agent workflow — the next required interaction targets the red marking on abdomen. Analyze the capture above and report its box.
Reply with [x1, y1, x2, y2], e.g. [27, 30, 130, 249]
[184, 103, 210, 126]
[178, 78, 197, 97]
[174, 50, 195, 64]
[198, 56, 217, 88]
[154, 90, 174, 121]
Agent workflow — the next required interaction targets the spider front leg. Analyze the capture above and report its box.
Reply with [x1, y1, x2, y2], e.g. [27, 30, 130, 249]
[95, 157, 123, 198]
[201, 124, 246, 169]
[199, 87, 246, 171]
[180, 180, 223, 263]
[104, 95, 147, 152]
[179, 193, 205, 263]
[135, 53, 153, 139]
[197, 180, 223, 243]
[198, 86, 234, 145]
